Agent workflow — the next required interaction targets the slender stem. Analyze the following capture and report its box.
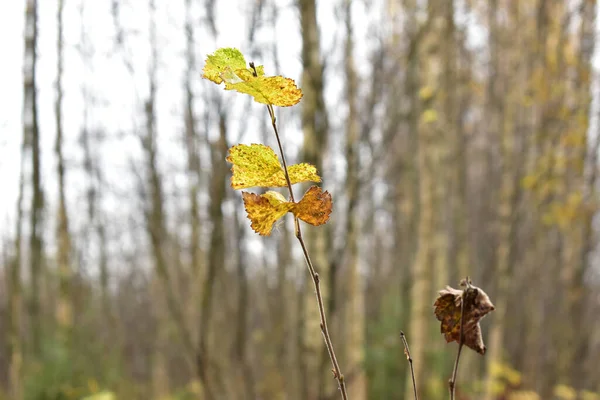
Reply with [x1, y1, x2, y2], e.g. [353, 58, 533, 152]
[251, 62, 348, 400]
[401, 331, 418, 400]
[266, 104, 295, 202]
[449, 280, 469, 400]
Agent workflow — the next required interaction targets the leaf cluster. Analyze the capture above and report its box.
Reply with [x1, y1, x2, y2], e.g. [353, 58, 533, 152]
[202, 49, 331, 235]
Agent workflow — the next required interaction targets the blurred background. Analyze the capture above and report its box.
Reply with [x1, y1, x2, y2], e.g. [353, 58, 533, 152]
[1, 0, 600, 399]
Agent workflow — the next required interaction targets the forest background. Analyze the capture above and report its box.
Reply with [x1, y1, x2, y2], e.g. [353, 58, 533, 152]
[1, 0, 600, 399]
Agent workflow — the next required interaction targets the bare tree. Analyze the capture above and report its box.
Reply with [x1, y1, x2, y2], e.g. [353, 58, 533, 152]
[54, 0, 73, 340]
[24, 0, 45, 358]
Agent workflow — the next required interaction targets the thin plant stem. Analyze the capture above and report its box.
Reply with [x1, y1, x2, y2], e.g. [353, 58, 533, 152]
[449, 278, 469, 400]
[401, 331, 418, 400]
[250, 62, 348, 400]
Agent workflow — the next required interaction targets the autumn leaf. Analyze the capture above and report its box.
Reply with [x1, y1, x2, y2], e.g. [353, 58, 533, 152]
[203, 48, 302, 106]
[226, 75, 303, 107]
[433, 279, 495, 355]
[292, 186, 333, 226]
[242, 191, 294, 236]
[226, 144, 320, 189]
[202, 48, 264, 84]
[241, 186, 333, 235]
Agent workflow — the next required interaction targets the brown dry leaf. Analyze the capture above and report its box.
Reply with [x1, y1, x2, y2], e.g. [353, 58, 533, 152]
[242, 191, 294, 236]
[291, 186, 333, 226]
[433, 280, 495, 355]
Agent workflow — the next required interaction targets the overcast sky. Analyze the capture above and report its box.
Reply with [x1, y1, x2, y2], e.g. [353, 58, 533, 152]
[0, 0, 385, 261]
[1, 0, 598, 258]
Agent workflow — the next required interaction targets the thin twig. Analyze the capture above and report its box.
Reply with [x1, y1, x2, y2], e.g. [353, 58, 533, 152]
[401, 331, 418, 400]
[249, 62, 348, 400]
[449, 278, 470, 400]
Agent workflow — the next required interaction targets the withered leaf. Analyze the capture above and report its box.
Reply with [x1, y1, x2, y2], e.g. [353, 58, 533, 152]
[242, 191, 294, 236]
[291, 186, 333, 226]
[433, 281, 495, 355]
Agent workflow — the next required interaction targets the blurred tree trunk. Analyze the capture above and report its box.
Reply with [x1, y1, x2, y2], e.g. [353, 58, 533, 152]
[341, 0, 365, 398]
[8, 111, 27, 400]
[404, 3, 433, 396]
[485, 2, 521, 398]
[557, 0, 595, 389]
[142, 1, 196, 396]
[297, 0, 331, 398]
[183, 0, 202, 278]
[24, 0, 45, 358]
[54, 0, 73, 342]
[232, 204, 255, 399]
[145, 3, 168, 397]
[197, 110, 227, 400]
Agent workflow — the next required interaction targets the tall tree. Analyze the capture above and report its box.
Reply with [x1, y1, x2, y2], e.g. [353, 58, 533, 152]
[55, 0, 73, 339]
[142, 1, 195, 396]
[8, 99, 27, 400]
[341, 0, 365, 398]
[24, 0, 45, 358]
[197, 109, 227, 400]
[183, 0, 202, 278]
[297, 0, 331, 398]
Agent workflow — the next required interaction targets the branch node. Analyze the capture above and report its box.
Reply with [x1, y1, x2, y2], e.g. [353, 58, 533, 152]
[401, 330, 418, 400]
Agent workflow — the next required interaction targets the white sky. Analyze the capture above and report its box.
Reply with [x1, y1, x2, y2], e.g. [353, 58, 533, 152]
[0, 0, 381, 262]
[1, 0, 598, 269]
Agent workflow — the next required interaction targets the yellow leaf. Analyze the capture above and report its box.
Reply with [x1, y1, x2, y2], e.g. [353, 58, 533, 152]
[422, 109, 438, 124]
[288, 163, 321, 185]
[508, 391, 540, 400]
[82, 392, 116, 400]
[419, 86, 435, 100]
[226, 75, 303, 107]
[291, 186, 333, 226]
[242, 191, 294, 236]
[554, 384, 577, 400]
[202, 48, 260, 84]
[582, 390, 600, 400]
[521, 175, 537, 190]
[226, 144, 320, 189]
[203, 48, 302, 106]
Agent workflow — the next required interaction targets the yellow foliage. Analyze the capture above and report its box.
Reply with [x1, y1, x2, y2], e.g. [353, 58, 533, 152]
[421, 109, 438, 124]
[203, 48, 302, 106]
[508, 391, 540, 400]
[227, 144, 320, 189]
[521, 175, 537, 190]
[81, 392, 116, 400]
[489, 361, 522, 386]
[242, 191, 295, 236]
[419, 86, 435, 100]
[291, 186, 333, 226]
[554, 384, 577, 400]
[242, 186, 332, 236]
[226, 75, 303, 107]
[582, 390, 600, 400]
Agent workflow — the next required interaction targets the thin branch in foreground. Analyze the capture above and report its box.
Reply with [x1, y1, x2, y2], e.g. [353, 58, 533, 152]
[449, 278, 470, 400]
[401, 331, 418, 400]
[249, 62, 348, 400]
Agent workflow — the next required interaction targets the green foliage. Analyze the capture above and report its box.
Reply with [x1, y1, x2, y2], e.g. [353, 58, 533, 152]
[23, 336, 121, 400]
[365, 291, 406, 399]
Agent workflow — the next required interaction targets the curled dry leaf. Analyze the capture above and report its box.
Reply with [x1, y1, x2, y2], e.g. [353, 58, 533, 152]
[433, 281, 495, 355]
